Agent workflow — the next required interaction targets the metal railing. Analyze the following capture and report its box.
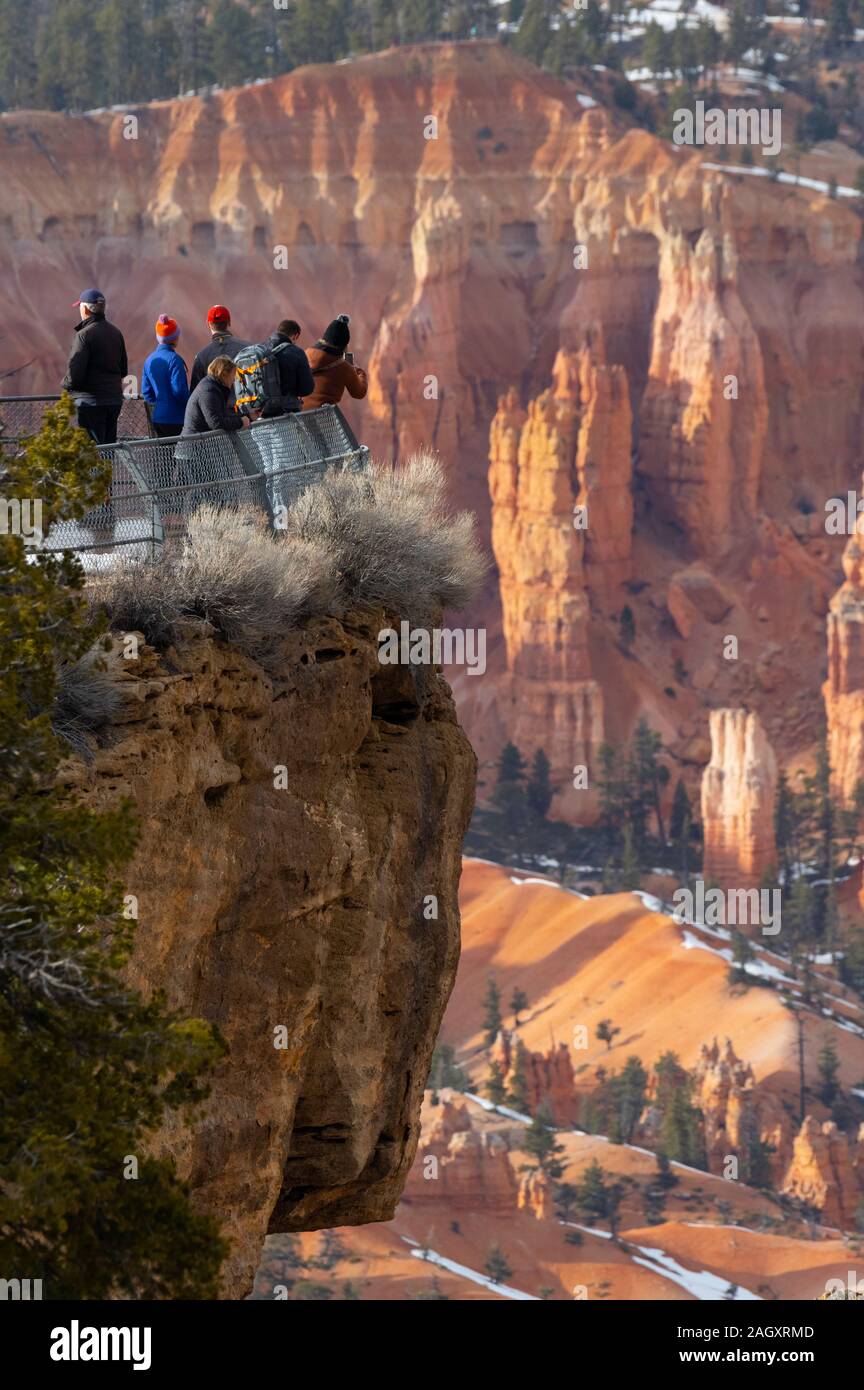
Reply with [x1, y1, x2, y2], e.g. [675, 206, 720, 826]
[0, 395, 152, 448]
[8, 406, 369, 568]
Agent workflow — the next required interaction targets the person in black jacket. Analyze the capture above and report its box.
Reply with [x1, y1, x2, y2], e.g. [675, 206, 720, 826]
[62, 288, 128, 443]
[175, 357, 254, 517]
[181, 357, 250, 435]
[258, 319, 315, 416]
[190, 305, 250, 389]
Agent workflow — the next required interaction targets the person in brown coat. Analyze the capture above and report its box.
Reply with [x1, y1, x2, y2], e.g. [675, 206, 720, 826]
[303, 314, 368, 411]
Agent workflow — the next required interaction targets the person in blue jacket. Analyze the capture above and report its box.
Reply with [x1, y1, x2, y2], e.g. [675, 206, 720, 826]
[142, 314, 190, 436]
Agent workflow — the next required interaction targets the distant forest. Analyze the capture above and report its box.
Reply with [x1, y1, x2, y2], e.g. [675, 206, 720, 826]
[0, 0, 782, 114]
[0, 0, 859, 115]
[0, 0, 504, 111]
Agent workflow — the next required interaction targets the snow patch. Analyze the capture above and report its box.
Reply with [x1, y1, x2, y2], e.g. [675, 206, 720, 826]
[407, 1244, 539, 1300]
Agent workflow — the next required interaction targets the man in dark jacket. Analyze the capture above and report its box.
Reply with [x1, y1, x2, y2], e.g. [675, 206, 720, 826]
[258, 319, 315, 416]
[62, 288, 128, 443]
[190, 305, 250, 388]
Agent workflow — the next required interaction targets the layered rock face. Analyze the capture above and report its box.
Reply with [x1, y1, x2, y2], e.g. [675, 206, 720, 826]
[701, 710, 778, 890]
[63, 617, 476, 1298]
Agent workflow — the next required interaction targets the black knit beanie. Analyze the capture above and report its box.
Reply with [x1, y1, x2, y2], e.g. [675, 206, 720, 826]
[321, 314, 350, 351]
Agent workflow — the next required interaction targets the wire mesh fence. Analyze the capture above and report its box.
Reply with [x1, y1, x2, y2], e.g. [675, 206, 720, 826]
[0, 395, 152, 450]
[31, 406, 369, 569]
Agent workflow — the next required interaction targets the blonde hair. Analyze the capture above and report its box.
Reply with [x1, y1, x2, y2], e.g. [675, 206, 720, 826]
[208, 356, 236, 385]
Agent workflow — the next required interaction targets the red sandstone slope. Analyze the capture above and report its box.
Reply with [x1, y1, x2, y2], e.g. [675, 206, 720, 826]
[447, 860, 864, 1099]
[251, 861, 864, 1301]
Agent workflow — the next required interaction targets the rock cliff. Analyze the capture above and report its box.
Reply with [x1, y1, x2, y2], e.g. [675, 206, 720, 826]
[61, 615, 476, 1298]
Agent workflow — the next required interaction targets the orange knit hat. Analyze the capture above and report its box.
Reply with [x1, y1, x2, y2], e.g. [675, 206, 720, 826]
[155, 313, 180, 342]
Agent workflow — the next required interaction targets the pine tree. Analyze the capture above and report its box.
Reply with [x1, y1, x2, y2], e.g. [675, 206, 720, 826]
[492, 741, 528, 830]
[484, 1242, 513, 1284]
[485, 1058, 507, 1106]
[0, 399, 226, 1298]
[620, 822, 641, 890]
[840, 930, 864, 998]
[521, 1100, 565, 1178]
[482, 975, 503, 1047]
[597, 741, 627, 856]
[401, 0, 441, 43]
[572, 1159, 610, 1224]
[207, 0, 264, 88]
[737, 1106, 772, 1188]
[506, 1038, 531, 1114]
[654, 1052, 707, 1170]
[526, 747, 553, 820]
[655, 1149, 678, 1189]
[515, 0, 553, 65]
[817, 1035, 840, 1106]
[827, 0, 854, 48]
[631, 718, 668, 850]
[553, 1180, 578, 1220]
[596, 1019, 621, 1052]
[642, 19, 672, 76]
[608, 1056, 648, 1145]
[783, 996, 808, 1125]
[510, 986, 529, 1026]
[669, 778, 691, 845]
[786, 877, 814, 951]
[775, 770, 795, 888]
[429, 1042, 469, 1091]
[605, 1180, 625, 1239]
[728, 929, 754, 988]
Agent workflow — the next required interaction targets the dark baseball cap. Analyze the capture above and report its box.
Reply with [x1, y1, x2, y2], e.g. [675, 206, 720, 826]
[73, 287, 106, 306]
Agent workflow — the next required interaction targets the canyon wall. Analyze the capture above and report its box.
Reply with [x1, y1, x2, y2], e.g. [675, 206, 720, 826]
[62, 615, 476, 1298]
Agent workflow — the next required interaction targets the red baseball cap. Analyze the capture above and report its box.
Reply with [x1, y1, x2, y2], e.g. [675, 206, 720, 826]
[207, 304, 231, 325]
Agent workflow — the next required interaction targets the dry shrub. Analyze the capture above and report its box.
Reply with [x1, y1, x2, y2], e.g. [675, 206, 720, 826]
[53, 651, 122, 756]
[93, 457, 487, 656]
[280, 451, 488, 624]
